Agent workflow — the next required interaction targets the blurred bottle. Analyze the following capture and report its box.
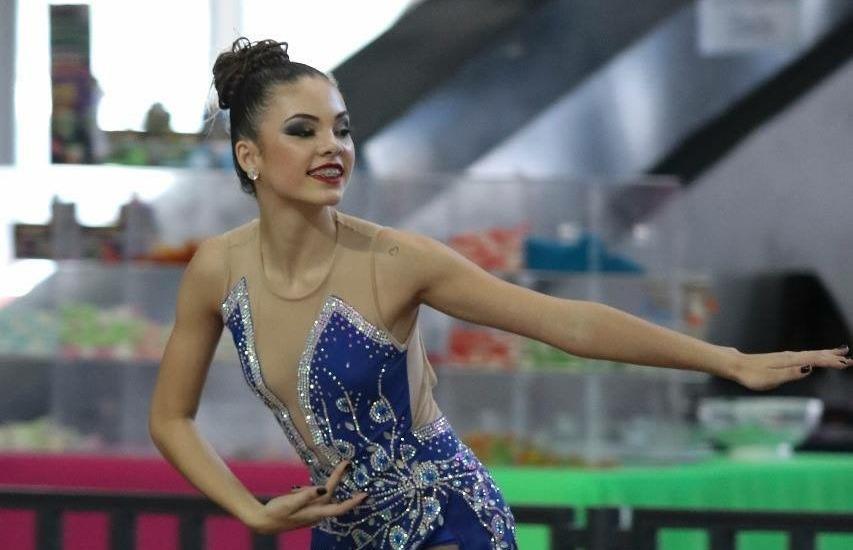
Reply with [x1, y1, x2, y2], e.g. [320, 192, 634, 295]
[50, 196, 82, 259]
[119, 195, 158, 260]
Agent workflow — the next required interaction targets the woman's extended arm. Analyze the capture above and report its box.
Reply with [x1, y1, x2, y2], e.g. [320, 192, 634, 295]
[375, 228, 850, 391]
[148, 239, 365, 533]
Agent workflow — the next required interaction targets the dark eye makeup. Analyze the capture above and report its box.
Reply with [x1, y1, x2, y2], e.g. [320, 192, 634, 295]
[284, 124, 314, 137]
[284, 122, 352, 138]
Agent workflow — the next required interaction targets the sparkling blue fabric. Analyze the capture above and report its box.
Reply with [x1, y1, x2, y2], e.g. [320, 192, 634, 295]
[222, 277, 517, 549]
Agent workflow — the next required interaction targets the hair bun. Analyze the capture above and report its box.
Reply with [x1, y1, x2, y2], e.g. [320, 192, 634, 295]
[212, 37, 290, 110]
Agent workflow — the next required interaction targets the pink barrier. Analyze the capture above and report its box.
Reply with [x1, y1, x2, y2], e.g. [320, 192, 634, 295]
[0, 452, 313, 550]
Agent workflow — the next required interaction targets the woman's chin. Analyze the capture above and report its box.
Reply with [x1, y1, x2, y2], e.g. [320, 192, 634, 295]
[308, 190, 345, 208]
[322, 189, 344, 205]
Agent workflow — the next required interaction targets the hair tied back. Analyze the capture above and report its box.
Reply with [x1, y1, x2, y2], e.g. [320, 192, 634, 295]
[213, 37, 291, 110]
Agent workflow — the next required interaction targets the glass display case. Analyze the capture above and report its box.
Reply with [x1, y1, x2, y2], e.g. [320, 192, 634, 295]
[367, 175, 714, 466]
[0, 168, 715, 466]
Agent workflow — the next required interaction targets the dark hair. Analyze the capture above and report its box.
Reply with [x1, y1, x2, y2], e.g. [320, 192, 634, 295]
[212, 37, 330, 195]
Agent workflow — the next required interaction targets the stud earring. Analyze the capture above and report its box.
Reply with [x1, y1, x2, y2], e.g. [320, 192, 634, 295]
[247, 167, 259, 181]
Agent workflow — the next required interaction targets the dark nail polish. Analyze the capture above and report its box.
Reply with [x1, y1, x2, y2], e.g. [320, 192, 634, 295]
[800, 365, 812, 374]
[317, 487, 328, 496]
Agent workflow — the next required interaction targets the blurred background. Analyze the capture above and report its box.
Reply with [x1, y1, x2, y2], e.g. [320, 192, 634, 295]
[1, 1, 852, 549]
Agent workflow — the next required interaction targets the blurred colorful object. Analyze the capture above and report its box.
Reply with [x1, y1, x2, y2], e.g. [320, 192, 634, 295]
[0, 303, 233, 363]
[59, 303, 148, 360]
[141, 241, 200, 264]
[445, 326, 519, 369]
[524, 232, 644, 272]
[683, 280, 719, 339]
[0, 310, 59, 358]
[521, 339, 584, 369]
[14, 196, 158, 262]
[50, 5, 96, 164]
[105, 130, 200, 167]
[698, 397, 824, 459]
[0, 417, 97, 452]
[463, 431, 619, 468]
[448, 223, 530, 271]
[520, 340, 629, 371]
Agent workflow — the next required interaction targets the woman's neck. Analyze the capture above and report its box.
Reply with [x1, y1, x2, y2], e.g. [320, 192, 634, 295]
[257, 199, 337, 284]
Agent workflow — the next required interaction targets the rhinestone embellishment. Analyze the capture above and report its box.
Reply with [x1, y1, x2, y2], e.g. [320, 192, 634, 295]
[370, 398, 394, 424]
[221, 277, 318, 466]
[413, 461, 440, 488]
[389, 525, 408, 549]
[222, 275, 517, 549]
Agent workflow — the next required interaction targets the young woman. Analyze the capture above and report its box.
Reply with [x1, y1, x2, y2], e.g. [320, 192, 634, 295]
[148, 38, 852, 550]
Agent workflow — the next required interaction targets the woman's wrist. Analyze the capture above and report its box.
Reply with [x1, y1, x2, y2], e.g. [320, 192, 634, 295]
[237, 499, 269, 532]
[714, 345, 744, 382]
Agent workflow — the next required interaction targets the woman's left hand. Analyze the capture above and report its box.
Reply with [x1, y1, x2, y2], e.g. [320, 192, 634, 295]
[732, 345, 851, 391]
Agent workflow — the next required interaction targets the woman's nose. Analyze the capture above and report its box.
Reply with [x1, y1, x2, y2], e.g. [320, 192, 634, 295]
[319, 131, 342, 156]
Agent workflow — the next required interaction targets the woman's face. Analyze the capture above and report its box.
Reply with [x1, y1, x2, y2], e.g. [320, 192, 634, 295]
[242, 76, 355, 206]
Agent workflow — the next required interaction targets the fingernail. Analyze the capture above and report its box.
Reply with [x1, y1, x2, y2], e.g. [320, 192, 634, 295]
[800, 365, 812, 374]
[317, 487, 328, 496]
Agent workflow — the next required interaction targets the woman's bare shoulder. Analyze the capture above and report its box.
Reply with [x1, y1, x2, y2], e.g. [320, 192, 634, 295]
[373, 225, 433, 256]
[371, 225, 440, 299]
[334, 210, 383, 237]
[188, 235, 228, 276]
[220, 218, 259, 246]
[182, 219, 256, 309]
[193, 219, 258, 268]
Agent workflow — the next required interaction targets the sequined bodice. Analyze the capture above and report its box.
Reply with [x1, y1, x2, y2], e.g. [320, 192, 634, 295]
[221, 250, 516, 549]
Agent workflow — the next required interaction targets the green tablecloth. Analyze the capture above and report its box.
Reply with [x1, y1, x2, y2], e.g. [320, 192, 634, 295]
[492, 453, 853, 550]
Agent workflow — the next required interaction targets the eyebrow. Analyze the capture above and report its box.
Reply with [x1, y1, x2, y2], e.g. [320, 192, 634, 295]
[284, 111, 349, 123]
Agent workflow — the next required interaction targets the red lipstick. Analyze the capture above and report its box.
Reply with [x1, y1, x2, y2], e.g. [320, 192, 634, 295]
[307, 163, 344, 185]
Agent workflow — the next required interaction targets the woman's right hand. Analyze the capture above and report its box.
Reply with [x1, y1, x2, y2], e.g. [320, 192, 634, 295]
[247, 460, 368, 535]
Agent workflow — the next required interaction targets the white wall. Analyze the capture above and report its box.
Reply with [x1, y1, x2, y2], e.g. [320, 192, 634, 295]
[651, 55, 853, 321]
[0, 0, 15, 164]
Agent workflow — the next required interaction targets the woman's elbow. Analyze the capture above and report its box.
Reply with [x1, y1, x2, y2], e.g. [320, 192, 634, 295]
[148, 407, 190, 445]
[148, 410, 168, 445]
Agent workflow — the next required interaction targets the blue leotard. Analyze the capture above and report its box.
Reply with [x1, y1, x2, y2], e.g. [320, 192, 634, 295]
[220, 210, 518, 549]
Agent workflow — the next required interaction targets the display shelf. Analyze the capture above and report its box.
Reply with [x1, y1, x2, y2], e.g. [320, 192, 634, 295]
[0, 175, 706, 464]
[0, 349, 234, 369]
[0, 356, 159, 368]
[0, 353, 293, 460]
[432, 363, 711, 467]
[0, 355, 57, 367]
